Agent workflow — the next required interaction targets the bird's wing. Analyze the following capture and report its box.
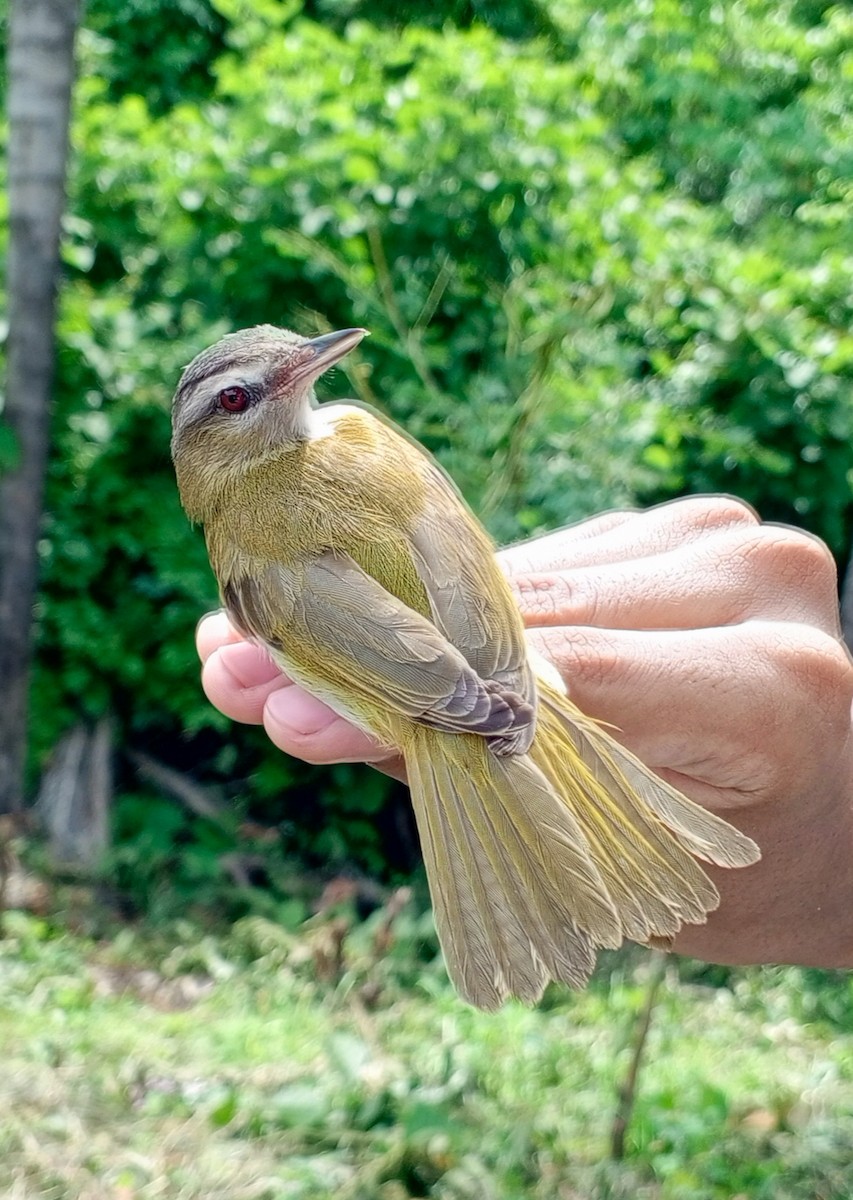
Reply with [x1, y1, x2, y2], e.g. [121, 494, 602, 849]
[407, 460, 537, 706]
[223, 550, 535, 749]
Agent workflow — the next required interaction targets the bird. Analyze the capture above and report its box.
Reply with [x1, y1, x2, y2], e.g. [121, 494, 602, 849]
[171, 324, 760, 1010]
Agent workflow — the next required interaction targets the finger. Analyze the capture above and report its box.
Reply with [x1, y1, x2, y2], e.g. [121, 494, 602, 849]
[202, 641, 289, 724]
[263, 686, 406, 780]
[196, 610, 246, 663]
[202, 641, 406, 777]
[499, 509, 638, 573]
[499, 495, 759, 574]
[510, 524, 841, 635]
[198, 613, 407, 779]
[530, 620, 853, 807]
[201, 639, 407, 779]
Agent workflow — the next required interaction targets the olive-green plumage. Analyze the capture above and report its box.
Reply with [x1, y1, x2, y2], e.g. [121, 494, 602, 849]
[171, 324, 760, 1010]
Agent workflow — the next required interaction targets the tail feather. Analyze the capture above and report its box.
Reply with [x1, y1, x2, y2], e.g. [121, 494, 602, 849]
[407, 734, 612, 1008]
[402, 685, 760, 1009]
[537, 683, 759, 868]
[596, 736, 759, 868]
[533, 700, 718, 937]
[534, 683, 760, 941]
[407, 750, 507, 1010]
[479, 753, 622, 947]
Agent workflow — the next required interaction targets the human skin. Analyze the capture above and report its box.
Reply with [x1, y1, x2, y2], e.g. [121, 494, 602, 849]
[196, 495, 853, 970]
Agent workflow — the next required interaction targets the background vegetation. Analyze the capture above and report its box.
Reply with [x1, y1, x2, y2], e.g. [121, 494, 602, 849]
[3, 909, 853, 1200]
[2, 1, 853, 1194]
[18, 0, 853, 905]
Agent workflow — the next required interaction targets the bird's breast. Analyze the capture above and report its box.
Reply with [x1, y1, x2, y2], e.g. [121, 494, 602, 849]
[207, 407, 433, 617]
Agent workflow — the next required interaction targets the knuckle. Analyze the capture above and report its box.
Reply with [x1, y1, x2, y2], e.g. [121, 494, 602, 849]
[498, 547, 535, 575]
[512, 574, 560, 621]
[737, 623, 853, 797]
[743, 526, 837, 590]
[738, 528, 840, 629]
[760, 622, 853, 717]
[674, 494, 760, 535]
[569, 508, 637, 540]
[513, 573, 591, 625]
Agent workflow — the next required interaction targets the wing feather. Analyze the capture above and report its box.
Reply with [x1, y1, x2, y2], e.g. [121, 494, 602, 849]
[409, 462, 536, 705]
[223, 551, 535, 747]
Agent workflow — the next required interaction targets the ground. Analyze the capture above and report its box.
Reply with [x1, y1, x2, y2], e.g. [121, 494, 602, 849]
[1, 902, 853, 1200]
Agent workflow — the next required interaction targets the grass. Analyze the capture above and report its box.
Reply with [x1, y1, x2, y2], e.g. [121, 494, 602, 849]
[2, 900, 853, 1200]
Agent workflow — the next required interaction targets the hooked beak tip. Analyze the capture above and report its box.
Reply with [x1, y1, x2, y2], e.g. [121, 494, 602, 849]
[306, 327, 368, 367]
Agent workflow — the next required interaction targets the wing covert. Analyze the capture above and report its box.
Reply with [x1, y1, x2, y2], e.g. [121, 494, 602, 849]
[409, 461, 537, 708]
[224, 550, 535, 752]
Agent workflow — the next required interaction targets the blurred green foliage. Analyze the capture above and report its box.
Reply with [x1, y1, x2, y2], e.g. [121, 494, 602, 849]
[7, 0, 853, 901]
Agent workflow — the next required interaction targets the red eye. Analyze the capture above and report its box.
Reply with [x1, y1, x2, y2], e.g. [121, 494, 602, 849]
[218, 386, 251, 413]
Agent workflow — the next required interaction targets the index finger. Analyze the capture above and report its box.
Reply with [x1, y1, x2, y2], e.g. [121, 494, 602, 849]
[499, 496, 759, 574]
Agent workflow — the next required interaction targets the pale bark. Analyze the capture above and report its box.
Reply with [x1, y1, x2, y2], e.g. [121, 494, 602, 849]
[0, 0, 80, 812]
[37, 717, 112, 870]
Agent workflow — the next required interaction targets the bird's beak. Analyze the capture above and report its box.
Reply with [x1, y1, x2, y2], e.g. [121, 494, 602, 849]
[290, 327, 368, 386]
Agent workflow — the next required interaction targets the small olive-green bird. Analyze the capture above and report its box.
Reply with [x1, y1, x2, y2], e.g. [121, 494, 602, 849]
[171, 324, 759, 1010]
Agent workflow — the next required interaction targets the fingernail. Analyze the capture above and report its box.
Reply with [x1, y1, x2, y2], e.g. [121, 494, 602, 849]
[265, 686, 336, 736]
[218, 641, 281, 689]
[195, 608, 225, 638]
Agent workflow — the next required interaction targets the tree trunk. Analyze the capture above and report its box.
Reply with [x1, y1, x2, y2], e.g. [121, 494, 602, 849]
[37, 717, 113, 871]
[0, 0, 80, 813]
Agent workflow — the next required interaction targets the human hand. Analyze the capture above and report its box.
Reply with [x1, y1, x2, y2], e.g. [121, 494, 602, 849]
[196, 496, 853, 969]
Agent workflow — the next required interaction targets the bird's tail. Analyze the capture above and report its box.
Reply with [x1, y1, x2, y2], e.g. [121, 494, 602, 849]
[403, 683, 759, 1010]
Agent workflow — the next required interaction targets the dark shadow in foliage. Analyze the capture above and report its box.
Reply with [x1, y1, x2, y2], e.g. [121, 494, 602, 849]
[304, 0, 563, 42]
[85, 0, 229, 114]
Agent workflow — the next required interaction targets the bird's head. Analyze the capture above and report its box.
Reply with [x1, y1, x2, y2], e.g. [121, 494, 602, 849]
[171, 324, 366, 519]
